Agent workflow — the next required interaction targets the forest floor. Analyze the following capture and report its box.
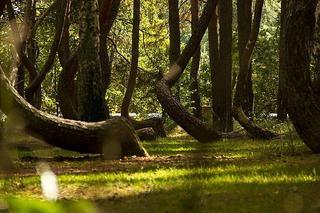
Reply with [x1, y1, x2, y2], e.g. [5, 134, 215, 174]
[1, 122, 320, 213]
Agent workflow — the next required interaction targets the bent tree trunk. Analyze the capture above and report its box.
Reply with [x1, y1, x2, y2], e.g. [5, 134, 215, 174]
[233, 0, 277, 139]
[120, 0, 166, 140]
[156, 0, 221, 143]
[283, 0, 320, 152]
[0, 66, 148, 157]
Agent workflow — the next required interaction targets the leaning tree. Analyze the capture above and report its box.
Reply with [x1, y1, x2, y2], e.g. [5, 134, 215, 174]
[0, 0, 147, 158]
[282, 0, 320, 152]
[156, 0, 222, 142]
[0, 65, 148, 158]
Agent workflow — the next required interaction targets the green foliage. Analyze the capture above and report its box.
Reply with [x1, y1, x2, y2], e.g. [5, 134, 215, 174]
[5, 198, 97, 213]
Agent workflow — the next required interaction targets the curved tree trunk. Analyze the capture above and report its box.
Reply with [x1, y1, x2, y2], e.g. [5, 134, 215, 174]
[24, 0, 68, 105]
[120, 0, 166, 139]
[121, 0, 140, 118]
[131, 118, 166, 138]
[233, 0, 277, 139]
[156, 0, 221, 143]
[0, 65, 148, 157]
[189, 0, 202, 119]
[283, 0, 320, 152]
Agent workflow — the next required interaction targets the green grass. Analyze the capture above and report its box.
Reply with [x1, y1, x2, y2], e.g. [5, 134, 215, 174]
[1, 133, 320, 212]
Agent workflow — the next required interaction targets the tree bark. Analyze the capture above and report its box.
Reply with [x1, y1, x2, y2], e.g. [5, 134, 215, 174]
[0, 65, 148, 157]
[277, 0, 288, 120]
[131, 118, 166, 138]
[189, 0, 202, 119]
[208, 6, 220, 126]
[156, 0, 221, 143]
[57, 0, 120, 120]
[237, 0, 254, 117]
[77, 0, 108, 121]
[24, 0, 68, 105]
[121, 0, 140, 118]
[282, 0, 320, 152]
[212, 0, 233, 132]
[233, 0, 277, 139]
[168, 0, 181, 101]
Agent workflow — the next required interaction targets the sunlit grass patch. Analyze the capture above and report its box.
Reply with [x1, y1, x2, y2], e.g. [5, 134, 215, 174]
[2, 134, 320, 212]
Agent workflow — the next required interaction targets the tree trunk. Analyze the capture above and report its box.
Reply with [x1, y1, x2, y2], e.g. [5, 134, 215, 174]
[24, 0, 68, 106]
[282, 0, 320, 152]
[237, 0, 254, 117]
[189, 0, 202, 119]
[208, 6, 220, 126]
[168, 0, 181, 102]
[77, 0, 108, 121]
[26, 0, 42, 109]
[213, 0, 233, 132]
[57, 0, 120, 120]
[233, 0, 277, 139]
[131, 118, 166, 138]
[121, 0, 140, 118]
[0, 65, 148, 157]
[277, 0, 288, 120]
[156, 0, 221, 143]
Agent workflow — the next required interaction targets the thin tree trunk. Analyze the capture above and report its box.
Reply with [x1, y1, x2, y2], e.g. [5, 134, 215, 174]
[24, 0, 68, 104]
[213, 0, 233, 132]
[189, 0, 202, 119]
[233, 0, 277, 139]
[156, 0, 222, 143]
[237, 0, 254, 117]
[277, 0, 288, 120]
[121, 0, 140, 118]
[168, 0, 181, 102]
[208, 6, 220, 126]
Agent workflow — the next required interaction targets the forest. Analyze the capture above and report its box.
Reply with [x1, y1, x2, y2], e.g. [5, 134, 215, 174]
[0, 0, 320, 212]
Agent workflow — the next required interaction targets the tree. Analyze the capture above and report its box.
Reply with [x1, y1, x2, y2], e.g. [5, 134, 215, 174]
[57, 0, 121, 120]
[120, 0, 166, 139]
[277, 0, 288, 120]
[208, 5, 220, 126]
[22, 0, 68, 108]
[168, 0, 181, 101]
[213, 0, 233, 132]
[121, 0, 140, 118]
[156, 0, 222, 142]
[189, 0, 202, 119]
[232, 0, 277, 139]
[77, 0, 108, 121]
[0, 64, 148, 157]
[282, 0, 320, 152]
[237, 0, 254, 117]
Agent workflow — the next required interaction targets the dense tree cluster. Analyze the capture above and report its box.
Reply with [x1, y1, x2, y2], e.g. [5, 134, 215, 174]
[0, 0, 320, 156]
